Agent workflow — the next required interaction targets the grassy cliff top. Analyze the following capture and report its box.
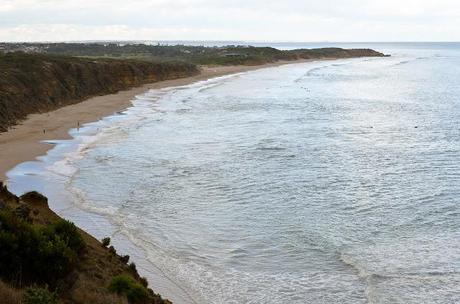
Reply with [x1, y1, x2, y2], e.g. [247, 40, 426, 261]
[0, 43, 386, 66]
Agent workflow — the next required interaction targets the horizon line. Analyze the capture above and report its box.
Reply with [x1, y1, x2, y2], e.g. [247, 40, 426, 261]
[1, 40, 460, 44]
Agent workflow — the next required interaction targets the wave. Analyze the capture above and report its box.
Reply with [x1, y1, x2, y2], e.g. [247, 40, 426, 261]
[294, 65, 330, 82]
[393, 55, 433, 66]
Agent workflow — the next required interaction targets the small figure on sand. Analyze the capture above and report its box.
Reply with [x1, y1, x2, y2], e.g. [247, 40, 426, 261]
[43, 129, 46, 134]
[77, 121, 80, 131]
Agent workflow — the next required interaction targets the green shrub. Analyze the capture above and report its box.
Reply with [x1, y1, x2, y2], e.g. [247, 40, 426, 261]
[139, 277, 148, 288]
[0, 209, 85, 286]
[128, 262, 137, 273]
[101, 237, 111, 247]
[108, 275, 149, 304]
[46, 220, 85, 252]
[108, 275, 133, 295]
[126, 284, 149, 304]
[23, 286, 57, 304]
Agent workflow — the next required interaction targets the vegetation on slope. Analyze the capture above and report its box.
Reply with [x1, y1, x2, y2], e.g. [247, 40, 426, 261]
[0, 42, 386, 66]
[0, 182, 171, 304]
[0, 52, 198, 131]
[0, 210, 84, 287]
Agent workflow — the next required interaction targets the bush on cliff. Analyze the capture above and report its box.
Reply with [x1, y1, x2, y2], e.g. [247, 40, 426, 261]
[108, 275, 150, 304]
[0, 207, 85, 287]
[101, 236, 111, 247]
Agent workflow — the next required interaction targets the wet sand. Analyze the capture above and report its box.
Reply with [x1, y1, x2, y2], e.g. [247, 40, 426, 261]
[0, 60, 310, 181]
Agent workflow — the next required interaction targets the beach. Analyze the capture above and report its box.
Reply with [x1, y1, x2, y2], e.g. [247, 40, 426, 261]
[0, 59, 312, 303]
[0, 60, 307, 181]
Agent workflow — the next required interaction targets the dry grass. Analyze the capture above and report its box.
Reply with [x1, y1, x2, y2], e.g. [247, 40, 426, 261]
[70, 291, 128, 304]
[0, 280, 22, 304]
[68, 279, 128, 304]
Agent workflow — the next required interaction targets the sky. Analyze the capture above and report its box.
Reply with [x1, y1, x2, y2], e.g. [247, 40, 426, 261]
[0, 0, 459, 42]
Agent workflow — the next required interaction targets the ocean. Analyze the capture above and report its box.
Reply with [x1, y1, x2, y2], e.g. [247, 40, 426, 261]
[7, 43, 460, 303]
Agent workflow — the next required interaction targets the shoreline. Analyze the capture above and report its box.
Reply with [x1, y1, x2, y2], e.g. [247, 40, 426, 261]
[1, 58, 324, 303]
[0, 59, 311, 181]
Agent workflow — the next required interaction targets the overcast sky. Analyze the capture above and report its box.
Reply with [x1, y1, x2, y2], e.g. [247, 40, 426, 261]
[0, 0, 459, 42]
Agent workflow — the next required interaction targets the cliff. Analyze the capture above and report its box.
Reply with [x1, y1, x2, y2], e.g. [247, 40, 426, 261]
[0, 182, 170, 304]
[0, 47, 386, 132]
[0, 53, 198, 131]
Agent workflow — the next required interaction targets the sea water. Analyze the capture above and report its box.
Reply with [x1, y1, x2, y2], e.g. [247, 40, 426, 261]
[7, 43, 460, 303]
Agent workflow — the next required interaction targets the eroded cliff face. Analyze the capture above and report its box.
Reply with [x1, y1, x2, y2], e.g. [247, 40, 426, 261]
[0, 53, 199, 131]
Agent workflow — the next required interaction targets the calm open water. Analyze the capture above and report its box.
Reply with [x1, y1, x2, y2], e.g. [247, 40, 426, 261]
[8, 43, 460, 303]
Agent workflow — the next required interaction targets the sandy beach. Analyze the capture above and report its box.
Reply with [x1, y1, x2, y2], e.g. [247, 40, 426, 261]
[0, 60, 309, 181]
